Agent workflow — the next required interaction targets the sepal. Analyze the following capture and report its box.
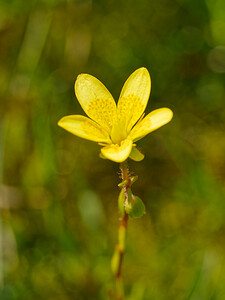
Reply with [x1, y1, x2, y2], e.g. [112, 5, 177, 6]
[129, 147, 144, 161]
[99, 152, 107, 159]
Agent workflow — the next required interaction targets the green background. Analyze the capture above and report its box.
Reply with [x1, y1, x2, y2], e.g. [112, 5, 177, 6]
[1, 0, 225, 299]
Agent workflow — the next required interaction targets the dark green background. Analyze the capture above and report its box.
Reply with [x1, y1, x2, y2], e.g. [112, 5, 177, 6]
[1, 0, 225, 299]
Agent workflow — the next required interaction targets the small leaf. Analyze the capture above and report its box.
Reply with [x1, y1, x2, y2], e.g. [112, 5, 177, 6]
[118, 179, 128, 187]
[118, 189, 125, 216]
[131, 175, 138, 185]
[129, 147, 144, 161]
[125, 196, 146, 219]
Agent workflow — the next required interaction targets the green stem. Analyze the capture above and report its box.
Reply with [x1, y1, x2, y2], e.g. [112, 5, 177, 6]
[113, 161, 131, 300]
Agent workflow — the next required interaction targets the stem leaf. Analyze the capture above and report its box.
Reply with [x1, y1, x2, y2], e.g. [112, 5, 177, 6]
[125, 196, 146, 219]
[111, 247, 120, 275]
[118, 189, 125, 216]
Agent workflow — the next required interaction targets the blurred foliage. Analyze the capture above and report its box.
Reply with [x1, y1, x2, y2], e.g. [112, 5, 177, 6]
[1, 0, 225, 299]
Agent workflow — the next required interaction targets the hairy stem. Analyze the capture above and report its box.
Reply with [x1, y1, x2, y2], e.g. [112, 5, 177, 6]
[113, 161, 131, 300]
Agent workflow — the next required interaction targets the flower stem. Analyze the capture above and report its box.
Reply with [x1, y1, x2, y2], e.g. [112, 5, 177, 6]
[113, 161, 131, 300]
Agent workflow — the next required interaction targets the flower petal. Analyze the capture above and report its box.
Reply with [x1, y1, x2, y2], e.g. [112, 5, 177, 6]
[75, 74, 117, 133]
[101, 139, 133, 163]
[58, 115, 111, 143]
[116, 67, 151, 134]
[128, 108, 173, 141]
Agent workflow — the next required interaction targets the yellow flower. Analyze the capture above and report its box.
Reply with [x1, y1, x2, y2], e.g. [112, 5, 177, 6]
[58, 67, 173, 163]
